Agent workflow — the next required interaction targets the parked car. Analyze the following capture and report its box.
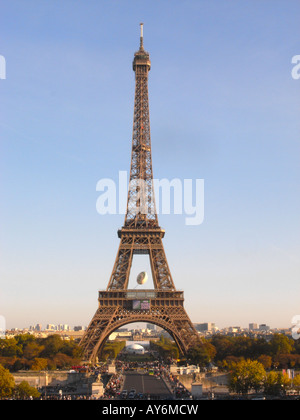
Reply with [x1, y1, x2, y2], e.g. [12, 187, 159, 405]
[128, 390, 136, 399]
[121, 390, 128, 399]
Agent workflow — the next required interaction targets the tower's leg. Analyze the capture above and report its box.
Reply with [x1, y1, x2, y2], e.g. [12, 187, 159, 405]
[107, 237, 134, 290]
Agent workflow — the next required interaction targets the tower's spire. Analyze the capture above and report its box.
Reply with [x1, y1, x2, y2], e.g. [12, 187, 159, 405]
[140, 22, 144, 49]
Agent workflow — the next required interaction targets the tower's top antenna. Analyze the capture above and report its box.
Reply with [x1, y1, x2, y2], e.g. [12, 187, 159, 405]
[140, 22, 144, 49]
[133, 22, 151, 71]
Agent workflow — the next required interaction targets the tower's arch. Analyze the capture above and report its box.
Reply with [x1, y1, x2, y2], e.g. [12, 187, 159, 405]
[80, 290, 200, 364]
[85, 311, 193, 363]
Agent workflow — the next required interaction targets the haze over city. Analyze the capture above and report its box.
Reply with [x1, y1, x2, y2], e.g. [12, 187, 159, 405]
[1, 1, 299, 331]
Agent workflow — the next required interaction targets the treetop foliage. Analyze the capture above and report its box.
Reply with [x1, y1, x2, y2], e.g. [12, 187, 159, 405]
[0, 334, 82, 372]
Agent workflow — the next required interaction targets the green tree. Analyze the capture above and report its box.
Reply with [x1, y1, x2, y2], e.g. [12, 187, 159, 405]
[257, 355, 272, 370]
[294, 339, 300, 355]
[210, 336, 235, 361]
[270, 334, 293, 356]
[150, 337, 179, 360]
[15, 381, 41, 399]
[274, 353, 300, 369]
[14, 334, 35, 352]
[30, 358, 48, 371]
[0, 338, 21, 357]
[40, 335, 64, 358]
[264, 371, 291, 396]
[230, 337, 253, 358]
[187, 342, 216, 366]
[23, 342, 44, 360]
[60, 338, 82, 358]
[159, 335, 165, 345]
[101, 348, 115, 362]
[168, 345, 179, 360]
[0, 364, 15, 398]
[292, 374, 300, 392]
[229, 359, 266, 395]
[101, 341, 126, 361]
[223, 355, 243, 369]
[250, 338, 271, 359]
[53, 353, 75, 369]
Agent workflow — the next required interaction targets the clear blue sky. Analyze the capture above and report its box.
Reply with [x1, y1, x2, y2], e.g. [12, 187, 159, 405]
[1, 0, 299, 330]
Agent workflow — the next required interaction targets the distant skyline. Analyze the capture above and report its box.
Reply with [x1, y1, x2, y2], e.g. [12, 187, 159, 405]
[5, 321, 287, 332]
[1, 1, 300, 331]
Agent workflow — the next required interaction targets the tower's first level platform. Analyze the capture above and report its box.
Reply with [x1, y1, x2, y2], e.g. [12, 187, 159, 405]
[98, 289, 184, 311]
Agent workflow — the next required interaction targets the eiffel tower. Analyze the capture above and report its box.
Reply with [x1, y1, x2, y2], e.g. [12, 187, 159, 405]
[80, 24, 201, 363]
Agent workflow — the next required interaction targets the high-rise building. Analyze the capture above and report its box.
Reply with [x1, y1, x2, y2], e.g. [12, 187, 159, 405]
[259, 324, 270, 331]
[194, 323, 216, 332]
[147, 324, 156, 331]
[46, 324, 56, 331]
[74, 326, 84, 331]
[58, 324, 70, 331]
[228, 326, 241, 333]
[249, 323, 258, 331]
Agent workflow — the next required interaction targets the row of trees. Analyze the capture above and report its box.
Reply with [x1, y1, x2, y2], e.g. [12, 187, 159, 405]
[229, 359, 300, 396]
[0, 334, 128, 371]
[100, 341, 125, 361]
[150, 335, 180, 360]
[0, 334, 82, 372]
[139, 333, 300, 371]
[1, 332, 299, 372]
[187, 334, 300, 369]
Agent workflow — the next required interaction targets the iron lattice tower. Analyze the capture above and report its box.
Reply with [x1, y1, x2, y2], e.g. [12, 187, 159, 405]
[80, 24, 201, 363]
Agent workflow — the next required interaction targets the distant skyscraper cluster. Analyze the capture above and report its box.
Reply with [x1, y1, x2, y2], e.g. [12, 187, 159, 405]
[27, 324, 85, 332]
[249, 323, 270, 332]
[194, 322, 271, 334]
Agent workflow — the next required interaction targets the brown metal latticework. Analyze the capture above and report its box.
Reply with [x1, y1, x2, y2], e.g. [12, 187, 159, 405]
[80, 24, 201, 363]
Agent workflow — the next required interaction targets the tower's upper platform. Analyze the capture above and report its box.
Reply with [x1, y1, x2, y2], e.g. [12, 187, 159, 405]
[133, 23, 151, 71]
